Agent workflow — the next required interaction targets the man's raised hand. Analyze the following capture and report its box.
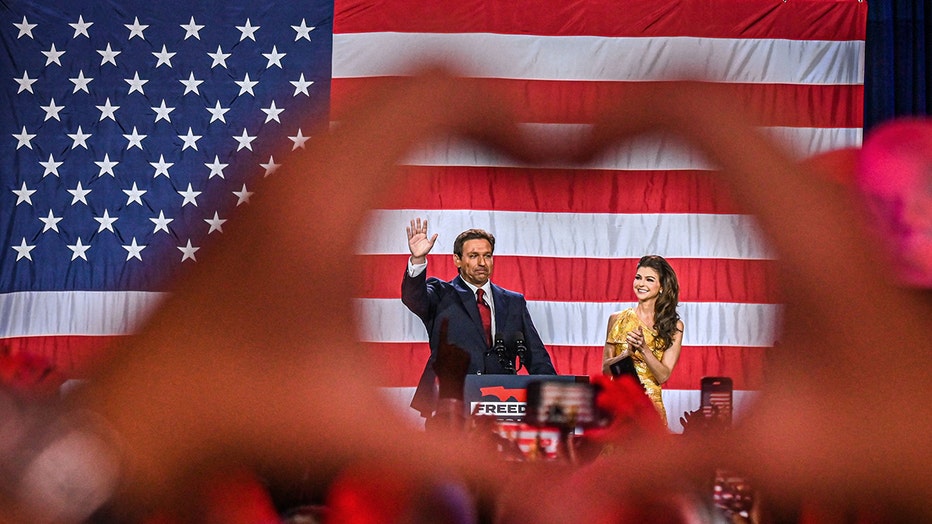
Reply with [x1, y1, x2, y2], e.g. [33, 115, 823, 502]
[406, 217, 438, 262]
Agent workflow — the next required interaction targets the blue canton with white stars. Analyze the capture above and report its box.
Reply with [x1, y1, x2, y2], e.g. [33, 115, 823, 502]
[1, 1, 333, 292]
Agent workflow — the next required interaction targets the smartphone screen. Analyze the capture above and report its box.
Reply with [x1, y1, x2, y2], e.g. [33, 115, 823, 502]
[700, 376, 733, 427]
[525, 380, 596, 427]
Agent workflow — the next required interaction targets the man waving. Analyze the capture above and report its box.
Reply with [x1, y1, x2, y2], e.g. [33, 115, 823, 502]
[402, 218, 557, 417]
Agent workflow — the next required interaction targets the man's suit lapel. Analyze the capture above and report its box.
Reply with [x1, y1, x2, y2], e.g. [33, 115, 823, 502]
[490, 284, 508, 334]
[452, 275, 483, 330]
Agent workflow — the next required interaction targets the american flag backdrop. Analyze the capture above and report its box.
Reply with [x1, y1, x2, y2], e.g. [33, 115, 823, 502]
[336, 0, 867, 430]
[2, 0, 866, 431]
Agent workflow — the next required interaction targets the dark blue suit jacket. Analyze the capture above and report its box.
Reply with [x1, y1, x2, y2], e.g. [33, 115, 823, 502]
[402, 269, 556, 416]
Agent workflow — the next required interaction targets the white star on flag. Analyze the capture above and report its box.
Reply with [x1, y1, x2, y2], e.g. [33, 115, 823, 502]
[208, 46, 231, 68]
[237, 19, 259, 41]
[205, 212, 227, 234]
[12, 239, 36, 261]
[40, 154, 62, 177]
[150, 211, 173, 234]
[150, 155, 173, 178]
[290, 74, 313, 96]
[123, 127, 146, 149]
[69, 70, 93, 93]
[14, 16, 37, 39]
[13, 182, 36, 205]
[123, 238, 146, 261]
[178, 183, 201, 207]
[95, 154, 119, 177]
[41, 99, 65, 121]
[39, 211, 62, 233]
[152, 100, 174, 123]
[15, 71, 37, 94]
[263, 45, 286, 68]
[207, 101, 230, 123]
[153, 45, 176, 68]
[180, 72, 203, 95]
[67, 126, 92, 149]
[260, 156, 281, 176]
[180, 17, 204, 40]
[13, 127, 36, 149]
[67, 181, 92, 205]
[123, 182, 147, 206]
[292, 19, 314, 41]
[179, 128, 202, 150]
[234, 129, 257, 151]
[42, 43, 65, 66]
[69, 15, 93, 38]
[289, 128, 309, 150]
[94, 210, 119, 233]
[235, 73, 258, 96]
[205, 156, 228, 179]
[233, 184, 253, 206]
[67, 238, 91, 261]
[97, 98, 120, 121]
[178, 239, 199, 262]
[126, 72, 148, 94]
[98, 43, 120, 66]
[262, 101, 284, 123]
[125, 17, 148, 40]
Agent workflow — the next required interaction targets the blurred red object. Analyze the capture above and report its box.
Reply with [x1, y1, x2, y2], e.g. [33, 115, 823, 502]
[586, 374, 668, 442]
[0, 350, 62, 397]
[326, 464, 416, 524]
[141, 468, 280, 524]
[326, 462, 476, 524]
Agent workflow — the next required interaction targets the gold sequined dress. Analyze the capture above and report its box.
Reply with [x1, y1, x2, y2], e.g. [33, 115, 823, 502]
[606, 307, 668, 425]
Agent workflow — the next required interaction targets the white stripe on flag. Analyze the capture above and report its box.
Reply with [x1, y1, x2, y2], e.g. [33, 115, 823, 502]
[396, 125, 861, 169]
[0, 291, 165, 338]
[333, 33, 865, 84]
[355, 298, 780, 347]
[358, 209, 775, 260]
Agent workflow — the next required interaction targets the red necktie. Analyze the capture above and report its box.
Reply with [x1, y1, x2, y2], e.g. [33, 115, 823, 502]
[476, 288, 492, 347]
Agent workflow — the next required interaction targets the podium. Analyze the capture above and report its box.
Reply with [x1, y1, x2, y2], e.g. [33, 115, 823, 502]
[461, 375, 590, 460]
[463, 374, 590, 421]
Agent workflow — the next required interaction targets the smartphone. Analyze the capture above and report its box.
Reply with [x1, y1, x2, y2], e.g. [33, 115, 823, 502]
[700, 376, 733, 427]
[525, 379, 596, 427]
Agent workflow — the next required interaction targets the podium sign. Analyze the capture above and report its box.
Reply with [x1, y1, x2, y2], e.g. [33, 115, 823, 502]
[463, 375, 589, 421]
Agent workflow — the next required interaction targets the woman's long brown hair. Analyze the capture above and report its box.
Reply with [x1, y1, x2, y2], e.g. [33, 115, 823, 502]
[638, 255, 681, 349]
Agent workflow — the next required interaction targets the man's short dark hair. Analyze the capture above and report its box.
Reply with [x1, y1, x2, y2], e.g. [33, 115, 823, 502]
[453, 229, 495, 257]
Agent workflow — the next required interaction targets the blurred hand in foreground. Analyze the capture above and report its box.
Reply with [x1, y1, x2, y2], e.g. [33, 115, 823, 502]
[6, 72, 926, 522]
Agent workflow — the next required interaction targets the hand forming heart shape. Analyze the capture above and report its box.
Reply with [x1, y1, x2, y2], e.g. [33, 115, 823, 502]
[69, 67, 931, 521]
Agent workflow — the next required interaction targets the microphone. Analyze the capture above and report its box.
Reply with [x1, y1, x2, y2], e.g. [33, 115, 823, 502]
[492, 333, 515, 374]
[514, 331, 527, 372]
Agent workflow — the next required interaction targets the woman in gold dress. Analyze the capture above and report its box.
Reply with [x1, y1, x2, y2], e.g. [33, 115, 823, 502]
[602, 255, 684, 427]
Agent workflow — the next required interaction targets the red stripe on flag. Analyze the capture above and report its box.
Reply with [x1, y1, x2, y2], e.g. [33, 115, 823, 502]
[0, 336, 119, 379]
[665, 345, 765, 390]
[335, 0, 867, 40]
[377, 166, 741, 214]
[334, 78, 864, 128]
[357, 255, 779, 304]
[379, 163, 787, 214]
